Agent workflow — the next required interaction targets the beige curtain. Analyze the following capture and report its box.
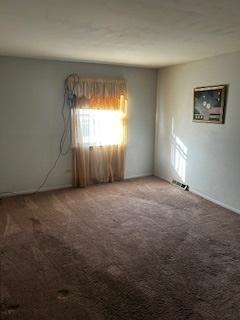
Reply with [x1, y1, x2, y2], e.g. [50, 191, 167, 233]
[65, 74, 128, 187]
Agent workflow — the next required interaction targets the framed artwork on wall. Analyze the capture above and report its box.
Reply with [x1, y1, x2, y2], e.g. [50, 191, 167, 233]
[193, 85, 227, 124]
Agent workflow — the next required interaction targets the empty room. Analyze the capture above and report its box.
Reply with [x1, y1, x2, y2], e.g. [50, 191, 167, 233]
[0, 1, 240, 319]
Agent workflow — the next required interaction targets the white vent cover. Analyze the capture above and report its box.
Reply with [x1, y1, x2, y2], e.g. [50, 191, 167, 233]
[172, 179, 189, 191]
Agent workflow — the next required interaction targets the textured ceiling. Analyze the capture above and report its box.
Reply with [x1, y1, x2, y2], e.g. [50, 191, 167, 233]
[1, 0, 240, 67]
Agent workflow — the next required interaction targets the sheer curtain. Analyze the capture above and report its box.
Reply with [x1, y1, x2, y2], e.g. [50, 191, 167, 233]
[65, 74, 128, 187]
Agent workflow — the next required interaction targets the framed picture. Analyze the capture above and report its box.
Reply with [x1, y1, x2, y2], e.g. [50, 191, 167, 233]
[193, 85, 227, 124]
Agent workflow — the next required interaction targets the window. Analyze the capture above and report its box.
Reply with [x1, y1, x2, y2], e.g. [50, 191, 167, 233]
[77, 109, 123, 146]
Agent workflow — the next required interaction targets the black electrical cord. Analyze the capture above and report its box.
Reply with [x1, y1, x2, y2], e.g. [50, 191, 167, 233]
[0, 89, 72, 199]
[33, 152, 63, 194]
[59, 100, 72, 156]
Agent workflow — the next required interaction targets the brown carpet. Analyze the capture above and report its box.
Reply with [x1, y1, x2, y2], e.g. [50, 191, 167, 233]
[0, 177, 240, 320]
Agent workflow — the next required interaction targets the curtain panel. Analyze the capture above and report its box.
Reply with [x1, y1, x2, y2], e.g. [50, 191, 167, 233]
[65, 74, 128, 187]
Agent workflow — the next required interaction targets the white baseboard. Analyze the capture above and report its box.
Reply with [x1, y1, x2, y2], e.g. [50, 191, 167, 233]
[154, 174, 171, 184]
[1, 174, 153, 198]
[154, 173, 240, 215]
[125, 173, 154, 180]
[3, 174, 239, 216]
[190, 187, 240, 215]
[0, 184, 73, 198]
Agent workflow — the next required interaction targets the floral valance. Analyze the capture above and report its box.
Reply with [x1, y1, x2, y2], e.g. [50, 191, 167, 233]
[65, 73, 127, 110]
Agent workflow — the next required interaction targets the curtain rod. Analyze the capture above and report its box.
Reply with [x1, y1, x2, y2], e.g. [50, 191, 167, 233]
[65, 73, 126, 83]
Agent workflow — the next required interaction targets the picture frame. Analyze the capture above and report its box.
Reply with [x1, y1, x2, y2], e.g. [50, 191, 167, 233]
[193, 85, 227, 124]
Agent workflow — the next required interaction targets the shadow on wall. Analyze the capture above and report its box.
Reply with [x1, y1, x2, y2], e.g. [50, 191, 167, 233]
[171, 118, 188, 183]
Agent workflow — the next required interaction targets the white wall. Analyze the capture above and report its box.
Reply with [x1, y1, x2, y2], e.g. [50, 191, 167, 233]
[155, 51, 240, 213]
[0, 56, 156, 194]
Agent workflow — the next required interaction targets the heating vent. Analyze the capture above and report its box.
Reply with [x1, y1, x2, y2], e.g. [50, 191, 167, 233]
[172, 179, 189, 191]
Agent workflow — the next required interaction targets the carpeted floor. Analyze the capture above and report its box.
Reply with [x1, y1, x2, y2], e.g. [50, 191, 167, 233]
[0, 176, 240, 320]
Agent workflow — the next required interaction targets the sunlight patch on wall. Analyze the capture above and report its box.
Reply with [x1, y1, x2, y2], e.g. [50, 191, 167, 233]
[171, 118, 188, 182]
